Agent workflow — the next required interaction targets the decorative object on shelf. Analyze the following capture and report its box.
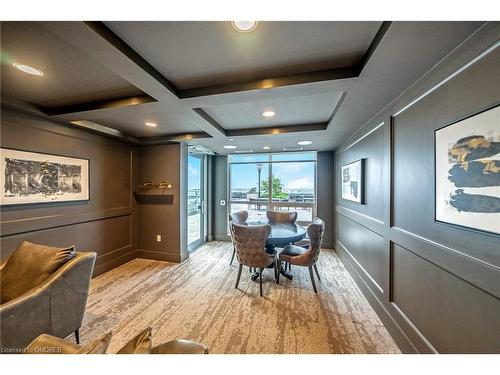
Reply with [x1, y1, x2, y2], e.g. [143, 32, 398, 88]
[134, 181, 172, 195]
[0, 148, 89, 206]
[341, 159, 365, 204]
[435, 104, 500, 235]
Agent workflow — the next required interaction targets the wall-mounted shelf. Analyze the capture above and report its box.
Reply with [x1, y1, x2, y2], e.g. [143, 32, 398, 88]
[134, 182, 174, 204]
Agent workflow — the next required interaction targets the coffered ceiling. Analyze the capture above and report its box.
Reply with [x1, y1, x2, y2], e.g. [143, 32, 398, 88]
[0, 21, 485, 153]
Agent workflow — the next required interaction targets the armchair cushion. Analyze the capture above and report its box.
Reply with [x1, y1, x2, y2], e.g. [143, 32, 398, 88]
[117, 327, 152, 354]
[0, 241, 75, 303]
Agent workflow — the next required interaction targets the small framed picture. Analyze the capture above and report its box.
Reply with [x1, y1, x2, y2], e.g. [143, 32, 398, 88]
[0, 148, 90, 206]
[342, 159, 365, 204]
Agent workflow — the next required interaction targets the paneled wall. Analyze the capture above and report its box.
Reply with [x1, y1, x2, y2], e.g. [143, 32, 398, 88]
[334, 23, 500, 353]
[135, 143, 188, 262]
[0, 107, 137, 276]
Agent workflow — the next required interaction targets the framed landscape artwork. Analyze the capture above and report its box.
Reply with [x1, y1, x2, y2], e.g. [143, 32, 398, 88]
[0, 148, 89, 206]
[341, 159, 365, 204]
[435, 104, 500, 235]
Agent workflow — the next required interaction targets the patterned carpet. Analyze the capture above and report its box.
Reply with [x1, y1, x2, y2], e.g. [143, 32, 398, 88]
[77, 241, 400, 354]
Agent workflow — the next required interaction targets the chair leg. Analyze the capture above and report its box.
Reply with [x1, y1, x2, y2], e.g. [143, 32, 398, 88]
[74, 329, 80, 344]
[230, 247, 236, 265]
[308, 266, 318, 293]
[235, 263, 243, 289]
[276, 260, 281, 284]
[314, 264, 321, 282]
[259, 267, 264, 296]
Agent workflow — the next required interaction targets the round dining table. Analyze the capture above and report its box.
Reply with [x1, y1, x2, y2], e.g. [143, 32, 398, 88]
[248, 221, 307, 280]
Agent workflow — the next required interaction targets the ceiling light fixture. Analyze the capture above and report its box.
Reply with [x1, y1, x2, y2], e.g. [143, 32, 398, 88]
[145, 122, 158, 127]
[224, 145, 237, 149]
[12, 63, 44, 76]
[228, 138, 235, 141]
[231, 21, 258, 33]
[297, 140, 312, 146]
[263, 146, 271, 150]
[262, 110, 276, 118]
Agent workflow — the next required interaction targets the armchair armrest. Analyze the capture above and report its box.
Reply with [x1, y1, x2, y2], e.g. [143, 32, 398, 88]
[0, 252, 96, 310]
[0, 256, 9, 272]
[0, 251, 96, 351]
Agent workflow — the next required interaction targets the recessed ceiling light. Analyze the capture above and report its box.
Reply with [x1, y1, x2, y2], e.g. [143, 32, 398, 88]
[297, 141, 312, 146]
[224, 145, 237, 149]
[283, 147, 287, 151]
[231, 21, 258, 33]
[262, 110, 276, 118]
[145, 122, 158, 127]
[12, 63, 44, 76]
[228, 138, 235, 141]
[263, 146, 271, 150]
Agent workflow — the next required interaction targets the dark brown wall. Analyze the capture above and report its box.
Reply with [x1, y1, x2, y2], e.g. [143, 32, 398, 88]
[0, 107, 137, 276]
[317, 151, 335, 248]
[135, 144, 188, 262]
[334, 23, 500, 353]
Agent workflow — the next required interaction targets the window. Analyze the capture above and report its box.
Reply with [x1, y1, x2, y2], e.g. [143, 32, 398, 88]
[228, 152, 316, 224]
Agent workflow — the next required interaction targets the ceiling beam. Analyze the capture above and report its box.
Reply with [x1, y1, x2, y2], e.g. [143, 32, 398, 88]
[226, 122, 328, 137]
[40, 95, 156, 116]
[86, 21, 392, 99]
[192, 108, 227, 136]
[138, 132, 212, 145]
[178, 67, 359, 99]
[84, 21, 179, 97]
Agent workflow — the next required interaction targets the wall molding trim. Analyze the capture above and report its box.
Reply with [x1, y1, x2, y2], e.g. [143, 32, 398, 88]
[335, 240, 417, 353]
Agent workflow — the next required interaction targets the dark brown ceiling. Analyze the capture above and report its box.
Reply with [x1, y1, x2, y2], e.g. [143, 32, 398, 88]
[0, 21, 488, 153]
[0, 21, 149, 111]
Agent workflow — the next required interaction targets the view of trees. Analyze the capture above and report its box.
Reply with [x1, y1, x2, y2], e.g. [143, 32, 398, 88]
[261, 176, 289, 199]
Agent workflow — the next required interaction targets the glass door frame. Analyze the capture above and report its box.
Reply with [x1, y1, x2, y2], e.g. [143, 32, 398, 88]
[188, 154, 206, 252]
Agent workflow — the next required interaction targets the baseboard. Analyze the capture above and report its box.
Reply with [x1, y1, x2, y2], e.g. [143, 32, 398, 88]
[213, 235, 230, 241]
[134, 249, 182, 263]
[335, 240, 418, 354]
[322, 241, 334, 249]
[93, 248, 137, 276]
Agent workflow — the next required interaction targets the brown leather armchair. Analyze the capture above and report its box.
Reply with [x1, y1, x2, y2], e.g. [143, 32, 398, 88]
[0, 251, 96, 352]
[277, 217, 325, 293]
[266, 210, 298, 224]
[232, 223, 276, 296]
[25, 332, 209, 354]
[228, 210, 248, 265]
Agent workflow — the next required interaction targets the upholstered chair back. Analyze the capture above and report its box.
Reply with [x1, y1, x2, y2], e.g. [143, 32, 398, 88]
[287, 217, 324, 266]
[266, 210, 298, 224]
[228, 211, 248, 244]
[306, 217, 325, 265]
[231, 223, 271, 268]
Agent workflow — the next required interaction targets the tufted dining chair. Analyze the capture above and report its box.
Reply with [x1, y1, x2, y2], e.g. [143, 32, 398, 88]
[231, 223, 276, 297]
[228, 211, 249, 265]
[266, 210, 298, 224]
[277, 217, 325, 293]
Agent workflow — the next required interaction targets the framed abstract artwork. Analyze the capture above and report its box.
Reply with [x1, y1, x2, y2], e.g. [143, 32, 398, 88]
[341, 159, 365, 204]
[0, 148, 90, 205]
[435, 104, 500, 235]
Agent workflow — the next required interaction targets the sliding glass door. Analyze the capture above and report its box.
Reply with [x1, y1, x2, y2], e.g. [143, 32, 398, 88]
[188, 154, 205, 251]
